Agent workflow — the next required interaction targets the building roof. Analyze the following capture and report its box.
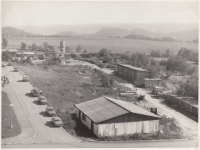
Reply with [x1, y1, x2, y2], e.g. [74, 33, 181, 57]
[2, 49, 17, 52]
[75, 96, 161, 123]
[143, 78, 162, 81]
[22, 52, 35, 55]
[117, 64, 150, 72]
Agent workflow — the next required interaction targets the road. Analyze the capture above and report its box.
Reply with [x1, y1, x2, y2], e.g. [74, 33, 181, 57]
[1, 65, 198, 148]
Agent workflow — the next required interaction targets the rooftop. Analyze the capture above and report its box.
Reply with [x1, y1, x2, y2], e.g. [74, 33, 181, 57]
[75, 96, 161, 123]
[2, 49, 17, 52]
[117, 64, 150, 72]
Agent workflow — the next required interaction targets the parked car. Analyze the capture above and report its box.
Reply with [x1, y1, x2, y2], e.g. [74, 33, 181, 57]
[7, 62, 12, 66]
[31, 88, 42, 97]
[51, 116, 62, 127]
[22, 76, 29, 82]
[2, 63, 6, 67]
[38, 96, 47, 105]
[14, 67, 19, 72]
[46, 107, 56, 116]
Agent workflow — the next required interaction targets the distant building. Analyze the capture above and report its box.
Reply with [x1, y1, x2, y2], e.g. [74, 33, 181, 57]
[75, 96, 161, 138]
[164, 95, 198, 116]
[143, 78, 162, 88]
[2, 49, 17, 59]
[60, 41, 65, 53]
[117, 64, 151, 85]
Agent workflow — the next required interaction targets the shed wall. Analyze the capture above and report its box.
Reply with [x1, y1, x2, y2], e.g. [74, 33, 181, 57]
[80, 112, 92, 130]
[97, 120, 159, 137]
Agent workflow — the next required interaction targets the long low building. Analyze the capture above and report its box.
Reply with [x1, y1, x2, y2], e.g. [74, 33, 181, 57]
[75, 96, 161, 138]
[117, 64, 151, 85]
[164, 94, 198, 116]
[143, 78, 162, 88]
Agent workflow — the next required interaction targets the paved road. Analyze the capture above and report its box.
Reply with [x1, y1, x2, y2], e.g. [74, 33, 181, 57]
[1, 65, 198, 148]
[2, 66, 81, 145]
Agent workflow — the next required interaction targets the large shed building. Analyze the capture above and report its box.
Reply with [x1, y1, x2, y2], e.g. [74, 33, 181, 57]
[117, 64, 151, 85]
[75, 96, 161, 137]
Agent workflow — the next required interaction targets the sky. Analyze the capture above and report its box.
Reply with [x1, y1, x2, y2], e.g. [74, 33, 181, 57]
[2, 1, 199, 27]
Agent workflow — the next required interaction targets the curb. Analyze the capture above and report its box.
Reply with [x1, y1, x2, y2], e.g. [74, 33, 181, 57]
[3, 80, 37, 145]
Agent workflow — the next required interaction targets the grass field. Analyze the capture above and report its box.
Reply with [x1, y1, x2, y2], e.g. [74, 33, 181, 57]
[2, 92, 21, 139]
[11, 62, 187, 140]
[6, 37, 198, 54]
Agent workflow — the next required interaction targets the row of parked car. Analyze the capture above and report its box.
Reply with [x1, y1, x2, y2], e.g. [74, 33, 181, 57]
[13, 66, 63, 127]
[2, 62, 12, 67]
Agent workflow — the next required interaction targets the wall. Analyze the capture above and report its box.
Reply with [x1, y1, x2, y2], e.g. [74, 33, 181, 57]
[96, 120, 159, 137]
[80, 112, 92, 130]
[144, 80, 162, 88]
[136, 71, 151, 82]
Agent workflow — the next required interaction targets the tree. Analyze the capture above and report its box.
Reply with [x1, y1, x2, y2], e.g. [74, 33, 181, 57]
[121, 51, 131, 61]
[48, 45, 54, 51]
[177, 47, 198, 62]
[32, 43, 38, 51]
[99, 48, 109, 57]
[21, 42, 27, 50]
[28, 45, 32, 51]
[165, 49, 171, 57]
[65, 46, 70, 52]
[76, 45, 81, 53]
[166, 56, 188, 73]
[83, 50, 87, 53]
[130, 53, 151, 68]
[2, 38, 8, 49]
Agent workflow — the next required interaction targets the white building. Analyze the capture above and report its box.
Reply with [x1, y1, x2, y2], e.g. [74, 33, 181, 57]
[75, 96, 161, 137]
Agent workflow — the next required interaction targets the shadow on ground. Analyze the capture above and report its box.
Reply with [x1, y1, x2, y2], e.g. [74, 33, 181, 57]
[39, 111, 49, 117]
[45, 121, 55, 128]
[33, 100, 41, 105]
[25, 93, 33, 97]
[17, 80, 24, 82]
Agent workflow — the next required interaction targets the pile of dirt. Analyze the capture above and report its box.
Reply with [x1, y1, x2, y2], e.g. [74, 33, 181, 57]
[161, 115, 188, 136]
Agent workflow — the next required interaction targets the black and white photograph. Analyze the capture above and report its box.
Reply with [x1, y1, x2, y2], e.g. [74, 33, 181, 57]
[1, 0, 199, 148]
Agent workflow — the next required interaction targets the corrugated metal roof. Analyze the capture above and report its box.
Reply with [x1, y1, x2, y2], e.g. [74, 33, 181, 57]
[118, 64, 150, 72]
[75, 96, 161, 123]
[106, 97, 161, 119]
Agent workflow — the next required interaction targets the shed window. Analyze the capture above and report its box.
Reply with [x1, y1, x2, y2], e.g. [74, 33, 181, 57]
[82, 113, 86, 122]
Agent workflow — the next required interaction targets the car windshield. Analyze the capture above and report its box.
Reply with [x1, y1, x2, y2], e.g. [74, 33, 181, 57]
[49, 108, 54, 111]
[55, 118, 61, 121]
[33, 90, 39, 93]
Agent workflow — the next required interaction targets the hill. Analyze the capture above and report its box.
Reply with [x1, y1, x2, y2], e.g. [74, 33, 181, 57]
[167, 28, 198, 41]
[13, 23, 197, 35]
[54, 31, 78, 36]
[94, 28, 129, 38]
[2, 27, 33, 37]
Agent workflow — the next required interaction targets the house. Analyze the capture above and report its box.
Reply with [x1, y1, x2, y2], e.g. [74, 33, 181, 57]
[2, 49, 17, 60]
[143, 78, 162, 88]
[75, 96, 161, 138]
[117, 64, 151, 85]
[164, 95, 198, 116]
